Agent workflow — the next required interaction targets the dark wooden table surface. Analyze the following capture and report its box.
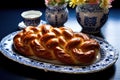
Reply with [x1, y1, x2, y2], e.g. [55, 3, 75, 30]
[0, 7, 120, 80]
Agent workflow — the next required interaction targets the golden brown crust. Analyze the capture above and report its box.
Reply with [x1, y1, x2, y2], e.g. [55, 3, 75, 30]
[13, 24, 100, 65]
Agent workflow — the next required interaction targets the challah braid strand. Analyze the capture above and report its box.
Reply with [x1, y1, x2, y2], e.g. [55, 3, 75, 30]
[32, 25, 56, 60]
[51, 27, 78, 64]
[13, 26, 40, 56]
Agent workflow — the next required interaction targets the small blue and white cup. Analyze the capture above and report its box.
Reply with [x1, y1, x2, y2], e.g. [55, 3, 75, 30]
[21, 10, 42, 27]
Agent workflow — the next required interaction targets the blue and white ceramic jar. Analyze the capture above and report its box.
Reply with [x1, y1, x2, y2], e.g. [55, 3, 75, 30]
[45, 3, 68, 27]
[76, 4, 109, 34]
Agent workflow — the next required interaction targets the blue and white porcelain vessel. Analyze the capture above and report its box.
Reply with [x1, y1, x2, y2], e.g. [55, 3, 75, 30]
[45, 3, 68, 27]
[76, 4, 109, 34]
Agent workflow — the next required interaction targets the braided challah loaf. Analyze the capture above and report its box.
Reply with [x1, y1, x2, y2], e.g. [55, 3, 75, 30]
[13, 24, 100, 65]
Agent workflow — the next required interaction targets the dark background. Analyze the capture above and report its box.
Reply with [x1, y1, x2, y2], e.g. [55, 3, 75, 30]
[0, 0, 120, 9]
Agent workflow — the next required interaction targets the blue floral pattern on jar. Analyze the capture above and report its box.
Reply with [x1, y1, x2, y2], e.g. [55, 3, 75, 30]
[84, 16, 97, 27]
[45, 3, 68, 27]
[76, 4, 109, 34]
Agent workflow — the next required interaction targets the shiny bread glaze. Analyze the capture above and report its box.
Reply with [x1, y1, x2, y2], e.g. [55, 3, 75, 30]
[13, 24, 100, 65]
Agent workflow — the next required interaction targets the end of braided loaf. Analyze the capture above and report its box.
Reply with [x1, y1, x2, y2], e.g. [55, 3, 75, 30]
[13, 24, 100, 65]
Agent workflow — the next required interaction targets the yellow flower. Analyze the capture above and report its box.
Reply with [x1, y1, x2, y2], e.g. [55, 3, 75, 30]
[100, 0, 109, 9]
[69, 0, 85, 8]
[77, 0, 85, 5]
